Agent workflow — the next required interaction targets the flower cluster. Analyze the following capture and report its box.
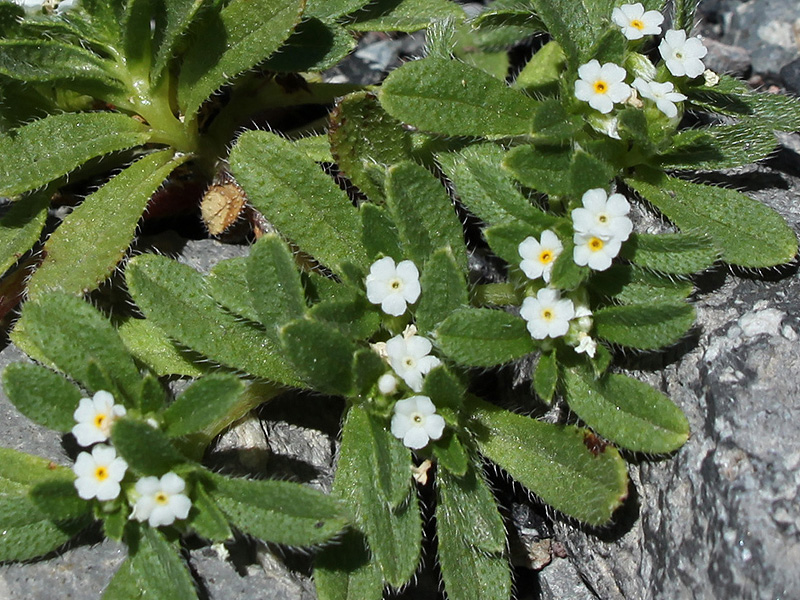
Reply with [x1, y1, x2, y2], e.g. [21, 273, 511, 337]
[575, 3, 707, 119]
[366, 259, 446, 450]
[572, 188, 633, 271]
[70, 391, 191, 528]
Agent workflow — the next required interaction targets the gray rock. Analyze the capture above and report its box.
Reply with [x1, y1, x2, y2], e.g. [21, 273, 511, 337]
[780, 57, 800, 94]
[547, 162, 800, 599]
[702, 38, 752, 77]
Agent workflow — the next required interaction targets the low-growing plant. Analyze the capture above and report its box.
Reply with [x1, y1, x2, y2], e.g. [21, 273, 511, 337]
[1, 0, 799, 598]
[0, 0, 463, 305]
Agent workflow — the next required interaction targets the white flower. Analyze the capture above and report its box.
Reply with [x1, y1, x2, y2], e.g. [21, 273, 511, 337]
[385, 334, 441, 392]
[72, 390, 127, 447]
[574, 60, 631, 114]
[73, 444, 128, 502]
[390, 396, 446, 450]
[518, 230, 563, 283]
[632, 77, 687, 118]
[573, 232, 623, 271]
[575, 332, 598, 358]
[132, 472, 192, 528]
[659, 29, 708, 78]
[520, 288, 576, 340]
[378, 373, 399, 395]
[574, 305, 594, 331]
[571, 188, 633, 242]
[612, 3, 664, 40]
[365, 257, 421, 316]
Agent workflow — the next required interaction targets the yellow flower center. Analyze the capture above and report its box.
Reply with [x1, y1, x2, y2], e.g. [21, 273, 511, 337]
[155, 492, 169, 505]
[403, 357, 416, 369]
[598, 214, 608, 223]
[589, 237, 604, 252]
[541, 309, 554, 321]
[412, 413, 423, 424]
[94, 414, 107, 428]
[389, 278, 402, 291]
[94, 466, 109, 481]
[593, 80, 608, 94]
[539, 250, 554, 264]
[630, 19, 644, 30]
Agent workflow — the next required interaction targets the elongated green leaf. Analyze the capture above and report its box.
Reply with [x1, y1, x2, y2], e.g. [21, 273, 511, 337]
[0, 499, 90, 562]
[28, 150, 186, 297]
[593, 302, 695, 350]
[126, 254, 304, 387]
[314, 530, 384, 600]
[619, 232, 718, 274]
[102, 527, 197, 600]
[247, 234, 307, 331]
[469, 396, 628, 525]
[415, 247, 469, 335]
[151, 0, 207, 83]
[438, 144, 557, 229]
[305, 0, 371, 19]
[281, 319, 355, 396]
[0, 112, 150, 196]
[206, 257, 259, 322]
[262, 17, 356, 73]
[590, 265, 694, 304]
[211, 473, 349, 546]
[229, 130, 368, 273]
[163, 374, 244, 437]
[11, 291, 142, 404]
[533, 350, 558, 404]
[385, 161, 467, 271]
[504, 145, 615, 197]
[436, 308, 534, 367]
[0, 446, 74, 491]
[178, 0, 304, 116]
[0, 191, 48, 276]
[2, 363, 83, 431]
[528, 0, 616, 62]
[334, 408, 420, 588]
[0, 40, 120, 89]
[117, 318, 205, 378]
[112, 419, 186, 475]
[329, 91, 413, 201]
[360, 202, 403, 261]
[380, 57, 539, 136]
[627, 168, 798, 268]
[347, 0, 464, 32]
[437, 467, 511, 600]
[189, 482, 233, 543]
[563, 367, 689, 453]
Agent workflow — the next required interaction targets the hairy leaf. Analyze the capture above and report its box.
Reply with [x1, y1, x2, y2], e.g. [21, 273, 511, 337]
[281, 318, 356, 395]
[247, 234, 307, 331]
[347, 0, 464, 32]
[262, 17, 356, 73]
[163, 374, 245, 438]
[2, 363, 83, 432]
[619, 232, 718, 274]
[0, 191, 49, 277]
[415, 247, 469, 335]
[593, 302, 695, 350]
[436, 308, 534, 367]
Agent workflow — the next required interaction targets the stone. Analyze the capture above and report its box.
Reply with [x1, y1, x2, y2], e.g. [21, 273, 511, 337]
[780, 57, 800, 94]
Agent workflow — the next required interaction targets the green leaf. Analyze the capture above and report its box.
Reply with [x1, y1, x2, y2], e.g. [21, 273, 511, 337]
[178, 0, 304, 116]
[333, 408, 420, 588]
[672, 0, 699, 31]
[360, 202, 403, 261]
[589, 265, 694, 304]
[436, 308, 534, 367]
[619, 232, 718, 274]
[205, 257, 259, 322]
[0, 191, 49, 277]
[126, 254, 304, 387]
[527, 0, 616, 62]
[415, 247, 469, 335]
[433, 431, 469, 477]
[346, 0, 464, 32]
[151, 0, 207, 84]
[563, 367, 689, 453]
[309, 293, 379, 341]
[2, 363, 83, 431]
[189, 481, 233, 543]
[513, 40, 566, 96]
[0, 500, 90, 562]
[138, 373, 168, 415]
[469, 396, 628, 525]
[262, 17, 356, 72]
[163, 374, 245, 438]
[0, 447, 74, 491]
[305, 0, 371, 19]
[28, 150, 186, 297]
[0, 112, 150, 196]
[504, 145, 614, 197]
[102, 527, 197, 600]
[436, 466, 510, 600]
[484, 221, 543, 266]
[438, 144, 558, 229]
[210, 473, 349, 546]
[384, 161, 467, 271]
[111, 419, 186, 476]
[314, 530, 384, 600]
[11, 291, 142, 404]
[593, 302, 695, 350]
[247, 234, 307, 331]
[281, 319, 356, 395]
[117, 318, 205, 378]
[627, 168, 798, 268]
[380, 57, 540, 136]
[533, 350, 558, 404]
[0, 39, 120, 91]
[329, 91, 413, 201]
[229, 130, 368, 273]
